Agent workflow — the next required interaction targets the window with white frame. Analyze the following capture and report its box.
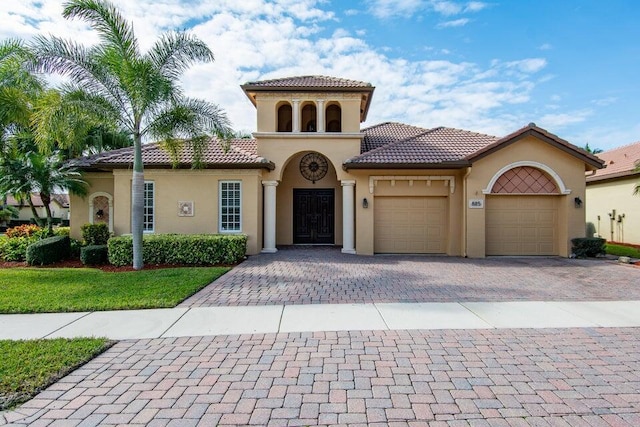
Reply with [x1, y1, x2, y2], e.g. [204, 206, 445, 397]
[143, 181, 155, 232]
[219, 181, 241, 232]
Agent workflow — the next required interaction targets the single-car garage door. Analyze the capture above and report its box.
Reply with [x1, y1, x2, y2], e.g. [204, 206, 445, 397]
[374, 197, 447, 253]
[486, 195, 558, 255]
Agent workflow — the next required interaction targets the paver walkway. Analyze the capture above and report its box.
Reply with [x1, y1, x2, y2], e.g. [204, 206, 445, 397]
[3, 328, 640, 426]
[3, 249, 640, 426]
[182, 247, 640, 307]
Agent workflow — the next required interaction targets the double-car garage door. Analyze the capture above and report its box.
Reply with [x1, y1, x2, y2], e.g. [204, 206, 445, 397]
[374, 197, 447, 254]
[486, 195, 558, 256]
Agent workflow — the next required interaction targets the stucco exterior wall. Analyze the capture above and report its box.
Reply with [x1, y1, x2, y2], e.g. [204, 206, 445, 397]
[70, 173, 114, 240]
[465, 136, 587, 257]
[586, 176, 640, 244]
[349, 169, 465, 256]
[73, 169, 264, 255]
[254, 92, 363, 133]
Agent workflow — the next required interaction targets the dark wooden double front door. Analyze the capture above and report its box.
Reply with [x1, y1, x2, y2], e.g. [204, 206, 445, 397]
[293, 189, 335, 244]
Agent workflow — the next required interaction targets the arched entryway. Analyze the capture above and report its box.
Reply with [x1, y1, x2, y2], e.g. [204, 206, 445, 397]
[484, 163, 567, 256]
[276, 151, 342, 245]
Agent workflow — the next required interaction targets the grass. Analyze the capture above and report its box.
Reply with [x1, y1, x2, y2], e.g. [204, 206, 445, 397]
[0, 338, 112, 410]
[0, 267, 229, 313]
[606, 243, 640, 258]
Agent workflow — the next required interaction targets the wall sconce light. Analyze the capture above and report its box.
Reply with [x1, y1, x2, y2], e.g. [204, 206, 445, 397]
[96, 209, 104, 219]
[362, 198, 369, 209]
[574, 197, 582, 208]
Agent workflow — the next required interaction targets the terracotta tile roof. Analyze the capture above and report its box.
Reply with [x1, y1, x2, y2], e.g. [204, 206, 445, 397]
[360, 122, 434, 152]
[73, 138, 274, 170]
[347, 124, 498, 168]
[242, 75, 372, 89]
[467, 123, 604, 170]
[6, 193, 69, 207]
[587, 141, 640, 182]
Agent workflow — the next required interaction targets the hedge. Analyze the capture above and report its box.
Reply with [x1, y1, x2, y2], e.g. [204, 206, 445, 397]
[80, 245, 108, 265]
[571, 237, 606, 258]
[81, 223, 110, 245]
[107, 234, 247, 266]
[26, 236, 70, 266]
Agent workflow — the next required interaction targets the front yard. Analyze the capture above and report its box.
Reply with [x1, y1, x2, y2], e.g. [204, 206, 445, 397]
[0, 338, 113, 410]
[0, 265, 229, 410]
[0, 266, 229, 314]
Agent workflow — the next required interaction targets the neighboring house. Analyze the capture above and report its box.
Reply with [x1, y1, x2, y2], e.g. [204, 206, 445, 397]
[5, 193, 70, 222]
[69, 75, 603, 257]
[586, 141, 640, 244]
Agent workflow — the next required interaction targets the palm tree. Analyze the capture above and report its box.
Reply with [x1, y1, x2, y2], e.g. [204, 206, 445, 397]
[32, 0, 232, 269]
[583, 143, 603, 154]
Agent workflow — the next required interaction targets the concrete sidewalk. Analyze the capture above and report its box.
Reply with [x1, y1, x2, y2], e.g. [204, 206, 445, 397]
[2, 300, 640, 340]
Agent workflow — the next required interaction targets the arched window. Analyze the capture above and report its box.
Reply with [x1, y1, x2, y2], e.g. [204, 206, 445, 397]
[277, 103, 292, 132]
[325, 103, 342, 132]
[491, 166, 559, 194]
[89, 192, 113, 232]
[301, 103, 317, 132]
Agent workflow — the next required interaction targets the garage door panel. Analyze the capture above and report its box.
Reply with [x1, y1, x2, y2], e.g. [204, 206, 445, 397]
[486, 195, 558, 256]
[374, 197, 447, 254]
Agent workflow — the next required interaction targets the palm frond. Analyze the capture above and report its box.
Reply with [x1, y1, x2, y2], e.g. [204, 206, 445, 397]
[63, 0, 138, 61]
[148, 32, 214, 80]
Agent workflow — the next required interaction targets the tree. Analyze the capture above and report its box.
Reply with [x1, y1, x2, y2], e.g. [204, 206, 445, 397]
[32, 0, 232, 269]
[0, 40, 92, 232]
[583, 143, 603, 154]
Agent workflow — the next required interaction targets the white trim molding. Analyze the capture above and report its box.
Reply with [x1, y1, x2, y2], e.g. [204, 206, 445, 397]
[88, 191, 114, 232]
[369, 175, 455, 194]
[482, 161, 571, 195]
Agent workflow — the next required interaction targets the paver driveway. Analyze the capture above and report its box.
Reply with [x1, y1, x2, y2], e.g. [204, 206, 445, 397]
[182, 247, 640, 307]
[4, 328, 640, 426]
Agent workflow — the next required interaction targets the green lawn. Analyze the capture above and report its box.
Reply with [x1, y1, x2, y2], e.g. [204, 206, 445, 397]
[0, 267, 229, 313]
[0, 338, 112, 410]
[606, 243, 640, 258]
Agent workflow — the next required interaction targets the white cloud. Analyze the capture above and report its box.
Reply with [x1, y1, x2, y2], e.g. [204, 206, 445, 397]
[437, 18, 470, 28]
[367, 0, 487, 19]
[464, 1, 488, 12]
[537, 110, 592, 128]
[0, 0, 561, 139]
[538, 43, 553, 50]
[504, 58, 548, 74]
[591, 96, 617, 106]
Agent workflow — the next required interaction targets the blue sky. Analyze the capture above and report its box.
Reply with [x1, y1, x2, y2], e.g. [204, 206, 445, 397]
[2, 0, 639, 150]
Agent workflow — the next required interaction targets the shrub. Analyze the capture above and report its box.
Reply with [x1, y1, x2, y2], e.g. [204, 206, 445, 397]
[54, 227, 70, 237]
[108, 234, 247, 267]
[26, 236, 70, 266]
[70, 239, 82, 258]
[81, 223, 110, 245]
[80, 245, 108, 265]
[571, 237, 606, 258]
[6, 224, 41, 239]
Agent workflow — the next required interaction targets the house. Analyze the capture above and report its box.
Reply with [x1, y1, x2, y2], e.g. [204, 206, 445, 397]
[5, 193, 70, 222]
[69, 75, 604, 257]
[586, 141, 640, 244]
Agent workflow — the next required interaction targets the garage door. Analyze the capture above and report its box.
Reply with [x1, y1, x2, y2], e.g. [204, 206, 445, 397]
[374, 197, 447, 253]
[486, 195, 558, 255]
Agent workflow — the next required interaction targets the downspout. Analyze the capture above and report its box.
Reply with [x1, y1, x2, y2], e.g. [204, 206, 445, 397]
[462, 167, 472, 257]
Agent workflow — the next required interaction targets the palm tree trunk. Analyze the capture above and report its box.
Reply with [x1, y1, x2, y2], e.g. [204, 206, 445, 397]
[40, 193, 54, 235]
[131, 133, 144, 270]
[26, 195, 44, 227]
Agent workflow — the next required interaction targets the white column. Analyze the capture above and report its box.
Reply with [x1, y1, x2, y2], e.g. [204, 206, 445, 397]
[317, 99, 325, 132]
[262, 181, 278, 253]
[341, 180, 356, 254]
[292, 99, 300, 133]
